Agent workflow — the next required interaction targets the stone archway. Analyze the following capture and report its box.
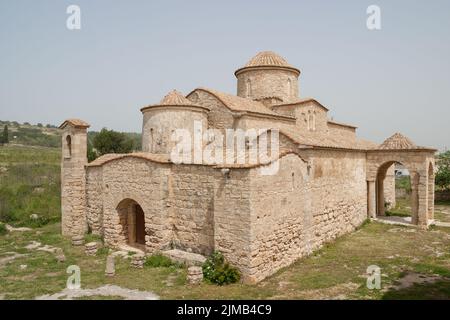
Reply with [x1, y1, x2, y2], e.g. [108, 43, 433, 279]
[375, 161, 416, 224]
[367, 147, 436, 228]
[116, 199, 146, 249]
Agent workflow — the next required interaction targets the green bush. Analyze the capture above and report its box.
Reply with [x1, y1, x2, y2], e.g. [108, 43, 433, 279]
[202, 251, 240, 285]
[0, 222, 7, 235]
[144, 253, 177, 268]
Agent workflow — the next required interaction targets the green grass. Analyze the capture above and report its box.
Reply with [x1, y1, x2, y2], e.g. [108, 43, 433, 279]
[0, 145, 61, 227]
[386, 197, 412, 217]
[0, 219, 449, 300]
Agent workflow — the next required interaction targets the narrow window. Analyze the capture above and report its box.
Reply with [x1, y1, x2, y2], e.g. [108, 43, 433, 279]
[287, 78, 292, 97]
[65, 135, 72, 158]
[246, 79, 252, 98]
[150, 128, 154, 152]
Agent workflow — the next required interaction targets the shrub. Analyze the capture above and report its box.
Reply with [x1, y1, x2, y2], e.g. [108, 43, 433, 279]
[202, 251, 240, 285]
[0, 222, 7, 235]
[144, 253, 177, 268]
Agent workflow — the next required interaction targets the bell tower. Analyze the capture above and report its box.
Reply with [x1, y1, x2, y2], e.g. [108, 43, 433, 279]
[59, 119, 90, 237]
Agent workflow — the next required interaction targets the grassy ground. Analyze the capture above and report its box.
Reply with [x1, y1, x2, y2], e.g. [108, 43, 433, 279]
[0, 221, 449, 299]
[0, 145, 60, 227]
[0, 145, 449, 299]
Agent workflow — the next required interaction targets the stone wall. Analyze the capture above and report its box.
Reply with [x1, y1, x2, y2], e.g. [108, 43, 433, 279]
[236, 68, 299, 103]
[247, 150, 367, 282]
[61, 126, 88, 236]
[168, 165, 217, 255]
[213, 169, 252, 277]
[141, 107, 208, 154]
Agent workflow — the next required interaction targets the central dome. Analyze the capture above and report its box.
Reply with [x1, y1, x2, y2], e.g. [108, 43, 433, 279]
[235, 51, 301, 103]
[245, 51, 293, 68]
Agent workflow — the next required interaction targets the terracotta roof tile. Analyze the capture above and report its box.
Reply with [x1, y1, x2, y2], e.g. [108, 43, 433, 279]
[59, 119, 90, 129]
[379, 133, 416, 150]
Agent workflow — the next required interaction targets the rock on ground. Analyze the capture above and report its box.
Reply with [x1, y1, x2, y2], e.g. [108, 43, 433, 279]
[35, 285, 159, 300]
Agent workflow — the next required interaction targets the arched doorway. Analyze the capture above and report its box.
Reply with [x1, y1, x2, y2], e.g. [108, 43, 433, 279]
[116, 199, 146, 249]
[375, 161, 416, 224]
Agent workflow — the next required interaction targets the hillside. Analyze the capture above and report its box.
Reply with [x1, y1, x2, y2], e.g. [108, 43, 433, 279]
[0, 120, 142, 150]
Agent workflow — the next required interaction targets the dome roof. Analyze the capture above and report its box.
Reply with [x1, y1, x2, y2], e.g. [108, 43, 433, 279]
[235, 51, 300, 75]
[141, 90, 209, 112]
[159, 90, 195, 106]
[245, 51, 292, 68]
[379, 133, 416, 150]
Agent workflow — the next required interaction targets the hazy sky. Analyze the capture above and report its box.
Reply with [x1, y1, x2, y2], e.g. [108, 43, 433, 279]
[1, 0, 449, 150]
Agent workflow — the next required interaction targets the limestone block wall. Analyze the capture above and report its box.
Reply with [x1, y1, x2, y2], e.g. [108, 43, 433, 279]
[247, 151, 367, 282]
[141, 107, 208, 154]
[168, 165, 217, 255]
[187, 90, 235, 129]
[213, 169, 252, 277]
[236, 69, 299, 103]
[86, 166, 103, 235]
[61, 127, 88, 236]
[327, 122, 357, 144]
[89, 158, 172, 251]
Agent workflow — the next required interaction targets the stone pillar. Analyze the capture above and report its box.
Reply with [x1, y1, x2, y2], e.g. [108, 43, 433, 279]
[367, 180, 376, 219]
[410, 171, 420, 225]
[376, 177, 385, 216]
[428, 165, 435, 221]
[417, 172, 429, 228]
[59, 119, 90, 237]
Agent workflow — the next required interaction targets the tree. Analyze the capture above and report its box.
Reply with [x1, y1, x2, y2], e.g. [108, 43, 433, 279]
[436, 151, 450, 191]
[91, 128, 135, 159]
[2, 125, 8, 144]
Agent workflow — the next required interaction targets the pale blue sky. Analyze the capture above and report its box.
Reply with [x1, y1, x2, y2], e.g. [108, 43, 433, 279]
[1, 0, 449, 150]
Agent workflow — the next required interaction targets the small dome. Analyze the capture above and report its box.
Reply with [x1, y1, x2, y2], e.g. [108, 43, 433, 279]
[245, 51, 293, 68]
[379, 133, 416, 150]
[159, 90, 195, 106]
[141, 90, 209, 113]
[235, 51, 300, 76]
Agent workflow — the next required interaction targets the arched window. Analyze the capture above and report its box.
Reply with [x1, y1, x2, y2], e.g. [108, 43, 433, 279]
[287, 78, 292, 97]
[150, 128, 154, 152]
[65, 135, 72, 158]
[246, 79, 252, 98]
[312, 111, 317, 131]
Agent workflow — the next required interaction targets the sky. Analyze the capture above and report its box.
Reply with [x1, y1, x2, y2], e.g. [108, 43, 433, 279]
[0, 0, 449, 151]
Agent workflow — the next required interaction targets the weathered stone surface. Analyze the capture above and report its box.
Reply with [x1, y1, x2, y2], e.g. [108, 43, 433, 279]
[187, 266, 203, 285]
[130, 254, 145, 269]
[162, 249, 206, 266]
[105, 255, 115, 277]
[61, 51, 436, 284]
[85, 242, 98, 256]
[71, 235, 84, 246]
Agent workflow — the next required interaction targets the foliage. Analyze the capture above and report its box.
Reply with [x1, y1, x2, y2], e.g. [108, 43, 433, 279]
[436, 151, 450, 191]
[89, 128, 140, 161]
[1, 125, 9, 144]
[0, 222, 7, 235]
[144, 253, 179, 268]
[202, 251, 241, 285]
[396, 176, 411, 192]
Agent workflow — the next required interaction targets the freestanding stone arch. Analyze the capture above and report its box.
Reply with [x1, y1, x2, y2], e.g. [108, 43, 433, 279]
[366, 134, 436, 228]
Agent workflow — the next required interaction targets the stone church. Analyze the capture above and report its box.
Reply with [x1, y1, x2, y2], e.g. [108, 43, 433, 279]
[60, 51, 436, 283]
